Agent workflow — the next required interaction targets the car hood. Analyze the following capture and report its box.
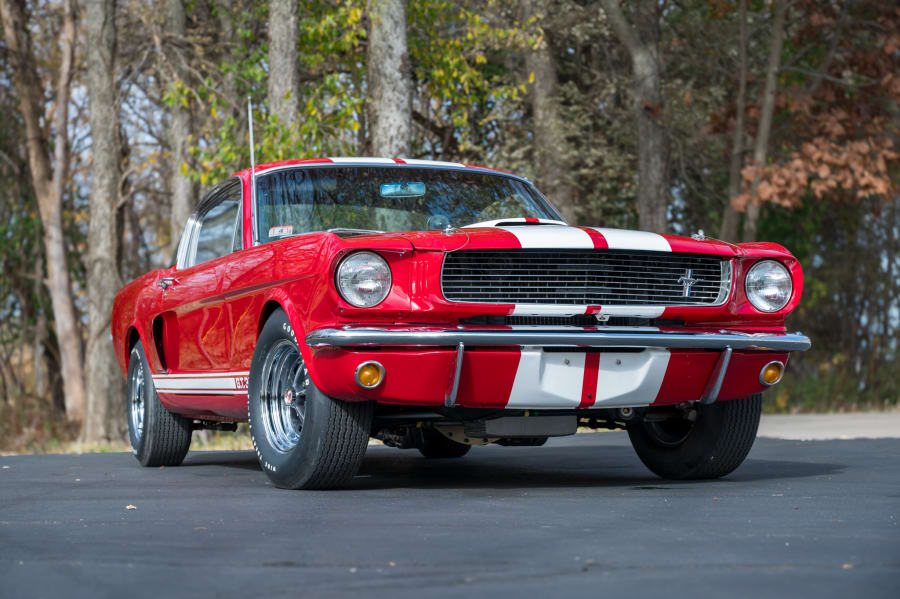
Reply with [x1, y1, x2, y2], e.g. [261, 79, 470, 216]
[397, 223, 740, 256]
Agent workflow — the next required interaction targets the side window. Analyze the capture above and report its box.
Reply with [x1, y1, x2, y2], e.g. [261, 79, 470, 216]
[194, 197, 240, 265]
[231, 197, 244, 253]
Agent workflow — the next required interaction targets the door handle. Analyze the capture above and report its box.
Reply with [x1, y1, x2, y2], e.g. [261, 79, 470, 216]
[158, 276, 178, 290]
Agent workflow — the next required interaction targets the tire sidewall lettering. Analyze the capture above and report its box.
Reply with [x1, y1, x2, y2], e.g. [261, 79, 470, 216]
[282, 322, 297, 343]
[251, 311, 303, 479]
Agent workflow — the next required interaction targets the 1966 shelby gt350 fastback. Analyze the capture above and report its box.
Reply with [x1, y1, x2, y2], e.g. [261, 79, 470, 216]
[112, 157, 810, 489]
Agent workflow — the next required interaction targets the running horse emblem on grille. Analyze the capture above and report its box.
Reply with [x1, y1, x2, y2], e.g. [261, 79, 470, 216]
[677, 269, 701, 297]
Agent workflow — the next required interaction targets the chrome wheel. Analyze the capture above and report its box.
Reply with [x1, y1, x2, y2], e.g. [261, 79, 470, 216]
[259, 340, 309, 453]
[129, 359, 145, 442]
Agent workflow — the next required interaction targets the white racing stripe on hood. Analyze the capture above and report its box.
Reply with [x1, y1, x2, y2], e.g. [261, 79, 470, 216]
[499, 225, 594, 249]
[329, 157, 398, 164]
[592, 228, 671, 252]
[401, 158, 464, 168]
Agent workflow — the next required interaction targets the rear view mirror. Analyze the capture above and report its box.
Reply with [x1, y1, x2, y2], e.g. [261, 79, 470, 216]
[380, 182, 426, 198]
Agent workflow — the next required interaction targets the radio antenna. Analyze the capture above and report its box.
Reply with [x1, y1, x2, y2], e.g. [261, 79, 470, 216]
[247, 96, 256, 209]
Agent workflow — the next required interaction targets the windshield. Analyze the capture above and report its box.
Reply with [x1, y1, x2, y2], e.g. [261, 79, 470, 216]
[254, 166, 557, 243]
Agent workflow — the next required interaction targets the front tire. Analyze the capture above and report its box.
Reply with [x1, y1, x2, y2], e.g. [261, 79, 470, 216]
[127, 343, 192, 467]
[248, 310, 373, 489]
[627, 394, 762, 480]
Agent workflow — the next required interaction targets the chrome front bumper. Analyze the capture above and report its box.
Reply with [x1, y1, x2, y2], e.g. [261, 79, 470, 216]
[305, 327, 811, 352]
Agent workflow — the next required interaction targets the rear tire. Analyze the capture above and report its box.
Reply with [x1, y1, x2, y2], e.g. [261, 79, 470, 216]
[127, 343, 192, 467]
[248, 309, 373, 489]
[414, 428, 471, 459]
[627, 394, 762, 480]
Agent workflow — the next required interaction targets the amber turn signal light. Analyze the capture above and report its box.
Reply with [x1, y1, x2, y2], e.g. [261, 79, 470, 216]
[759, 361, 785, 386]
[355, 361, 385, 389]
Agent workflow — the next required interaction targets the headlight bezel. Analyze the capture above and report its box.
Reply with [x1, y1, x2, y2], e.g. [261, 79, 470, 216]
[335, 250, 392, 308]
[744, 259, 792, 313]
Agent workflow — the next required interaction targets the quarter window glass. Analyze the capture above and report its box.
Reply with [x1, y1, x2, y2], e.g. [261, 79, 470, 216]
[194, 198, 240, 265]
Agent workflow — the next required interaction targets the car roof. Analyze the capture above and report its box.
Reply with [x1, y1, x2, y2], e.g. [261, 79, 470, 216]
[232, 157, 527, 182]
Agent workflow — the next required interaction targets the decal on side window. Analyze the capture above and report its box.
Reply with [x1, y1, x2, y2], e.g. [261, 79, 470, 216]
[268, 225, 293, 238]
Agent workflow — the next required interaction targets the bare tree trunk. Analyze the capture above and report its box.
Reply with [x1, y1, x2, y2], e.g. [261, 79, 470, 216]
[33, 253, 47, 399]
[268, 0, 300, 128]
[523, 0, 576, 223]
[366, 0, 411, 157]
[83, 0, 125, 443]
[217, 1, 241, 128]
[0, 0, 86, 422]
[165, 0, 196, 261]
[742, 0, 787, 243]
[599, 0, 668, 233]
[719, 0, 748, 242]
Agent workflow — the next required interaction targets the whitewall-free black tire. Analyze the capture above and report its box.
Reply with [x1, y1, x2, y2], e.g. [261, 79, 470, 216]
[127, 343, 192, 467]
[627, 394, 762, 480]
[248, 309, 373, 490]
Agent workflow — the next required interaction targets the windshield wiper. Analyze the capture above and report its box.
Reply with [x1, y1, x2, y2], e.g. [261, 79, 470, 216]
[327, 227, 385, 236]
[460, 218, 566, 228]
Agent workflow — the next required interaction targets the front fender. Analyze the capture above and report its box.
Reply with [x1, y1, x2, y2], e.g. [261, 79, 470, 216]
[256, 287, 329, 392]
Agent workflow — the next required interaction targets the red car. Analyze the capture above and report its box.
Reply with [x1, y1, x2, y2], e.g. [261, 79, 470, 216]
[112, 158, 810, 489]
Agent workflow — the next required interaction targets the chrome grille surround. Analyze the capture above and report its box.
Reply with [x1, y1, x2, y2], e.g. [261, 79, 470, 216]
[441, 250, 733, 306]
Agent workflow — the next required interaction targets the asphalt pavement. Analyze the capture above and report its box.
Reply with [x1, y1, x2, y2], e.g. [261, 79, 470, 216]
[1, 432, 898, 598]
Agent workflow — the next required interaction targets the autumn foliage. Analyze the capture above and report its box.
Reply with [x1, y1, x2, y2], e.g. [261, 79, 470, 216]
[732, 3, 900, 212]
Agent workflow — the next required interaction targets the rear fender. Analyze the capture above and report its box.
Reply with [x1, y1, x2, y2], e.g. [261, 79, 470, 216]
[124, 319, 155, 373]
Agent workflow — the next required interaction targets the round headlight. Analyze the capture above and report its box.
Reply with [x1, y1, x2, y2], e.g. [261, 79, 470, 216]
[336, 251, 391, 307]
[744, 260, 792, 312]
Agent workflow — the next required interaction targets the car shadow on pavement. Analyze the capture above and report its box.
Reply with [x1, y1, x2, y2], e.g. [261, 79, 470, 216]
[349, 446, 845, 491]
[176, 446, 845, 490]
[727, 457, 845, 483]
[181, 451, 261, 471]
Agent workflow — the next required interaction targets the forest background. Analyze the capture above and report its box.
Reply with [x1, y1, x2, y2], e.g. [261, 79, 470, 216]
[1, 0, 898, 450]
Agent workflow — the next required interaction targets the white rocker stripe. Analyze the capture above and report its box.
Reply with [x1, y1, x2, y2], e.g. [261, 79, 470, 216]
[155, 389, 248, 395]
[499, 225, 594, 249]
[152, 378, 241, 391]
[591, 228, 671, 252]
[152, 371, 249, 379]
[152, 371, 249, 393]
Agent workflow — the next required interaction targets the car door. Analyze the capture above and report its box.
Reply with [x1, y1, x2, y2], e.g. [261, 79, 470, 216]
[153, 179, 243, 394]
[218, 167, 323, 373]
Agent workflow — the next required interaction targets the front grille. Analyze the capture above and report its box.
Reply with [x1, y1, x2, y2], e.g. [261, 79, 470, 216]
[460, 315, 686, 327]
[441, 250, 732, 306]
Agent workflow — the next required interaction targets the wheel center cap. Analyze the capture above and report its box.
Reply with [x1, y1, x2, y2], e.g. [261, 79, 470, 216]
[284, 389, 293, 406]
